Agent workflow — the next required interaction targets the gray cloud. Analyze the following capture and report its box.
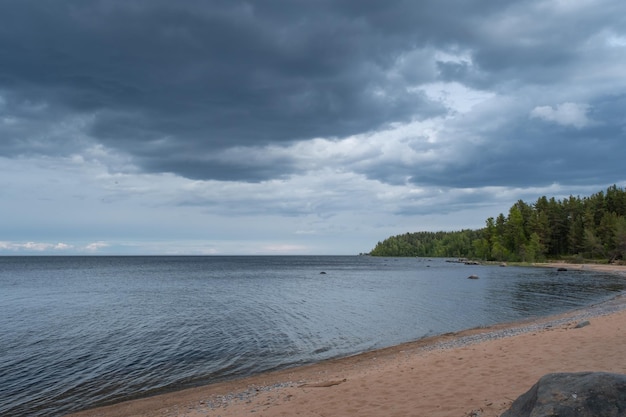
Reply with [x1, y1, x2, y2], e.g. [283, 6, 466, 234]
[1, 1, 450, 172]
[399, 96, 626, 189]
[1, 0, 625, 191]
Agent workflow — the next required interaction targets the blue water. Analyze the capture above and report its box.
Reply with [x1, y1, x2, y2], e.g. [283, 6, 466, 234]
[1, 256, 624, 417]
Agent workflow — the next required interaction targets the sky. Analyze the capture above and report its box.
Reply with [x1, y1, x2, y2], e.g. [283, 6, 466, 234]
[1, 0, 625, 255]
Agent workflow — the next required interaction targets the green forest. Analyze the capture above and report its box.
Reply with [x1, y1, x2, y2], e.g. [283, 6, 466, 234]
[369, 185, 626, 263]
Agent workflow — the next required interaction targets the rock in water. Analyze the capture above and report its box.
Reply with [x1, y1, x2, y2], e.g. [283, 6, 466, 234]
[501, 372, 626, 417]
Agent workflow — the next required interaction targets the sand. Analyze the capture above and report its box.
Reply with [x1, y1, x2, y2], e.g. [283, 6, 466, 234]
[67, 263, 626, 417]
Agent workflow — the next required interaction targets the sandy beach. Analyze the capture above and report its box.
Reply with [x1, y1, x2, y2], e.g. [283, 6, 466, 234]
[67, 263, 626, 417]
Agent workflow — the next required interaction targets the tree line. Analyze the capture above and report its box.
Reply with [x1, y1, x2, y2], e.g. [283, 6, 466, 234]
[369, 185, 626, 263]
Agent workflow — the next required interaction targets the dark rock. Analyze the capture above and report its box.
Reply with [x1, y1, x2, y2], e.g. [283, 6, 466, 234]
[557, 267, 568, 271]
[501, 372, 626, 417]
[319, 271, 326, 274]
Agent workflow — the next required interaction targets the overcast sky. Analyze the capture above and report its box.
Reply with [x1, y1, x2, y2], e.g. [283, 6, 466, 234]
[1, 0, 625, 255]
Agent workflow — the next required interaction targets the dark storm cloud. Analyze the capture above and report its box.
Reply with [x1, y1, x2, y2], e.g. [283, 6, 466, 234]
[0, 2, 430, 160]
[1, 0, 624, 184]
[0, 0, 520, 178]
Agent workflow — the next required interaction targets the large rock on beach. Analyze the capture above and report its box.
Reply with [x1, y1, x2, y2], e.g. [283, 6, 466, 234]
[501, 372, 626, 417]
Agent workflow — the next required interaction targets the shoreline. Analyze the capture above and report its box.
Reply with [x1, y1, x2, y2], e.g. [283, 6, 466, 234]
[66, 263, 626, 417]
[532, 261, 626, 274]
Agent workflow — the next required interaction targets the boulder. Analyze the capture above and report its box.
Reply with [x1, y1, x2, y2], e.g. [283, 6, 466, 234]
[501, 372, 626, 417]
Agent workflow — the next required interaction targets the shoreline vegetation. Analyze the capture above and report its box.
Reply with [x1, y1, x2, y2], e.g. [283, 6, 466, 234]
[66, 262, 626, 417]
[369, 185, 626, 265]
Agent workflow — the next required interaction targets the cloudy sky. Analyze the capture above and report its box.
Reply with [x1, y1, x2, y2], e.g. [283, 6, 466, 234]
[1, 0, 625, 255]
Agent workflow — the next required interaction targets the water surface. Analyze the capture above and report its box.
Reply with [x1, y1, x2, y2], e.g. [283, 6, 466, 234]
[0, 256, 623, 417]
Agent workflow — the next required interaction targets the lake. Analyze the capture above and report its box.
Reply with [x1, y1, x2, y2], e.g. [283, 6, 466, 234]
[1, 256, 624, 417]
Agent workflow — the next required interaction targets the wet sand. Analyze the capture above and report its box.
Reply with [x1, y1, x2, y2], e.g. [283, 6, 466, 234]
[67, 263, 626, 417]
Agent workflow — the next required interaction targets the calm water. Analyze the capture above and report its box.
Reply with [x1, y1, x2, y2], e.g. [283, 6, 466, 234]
[1, 256, 624, 417]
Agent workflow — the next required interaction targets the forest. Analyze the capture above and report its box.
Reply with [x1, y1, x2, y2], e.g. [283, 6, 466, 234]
[369, 185, 626, 263]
